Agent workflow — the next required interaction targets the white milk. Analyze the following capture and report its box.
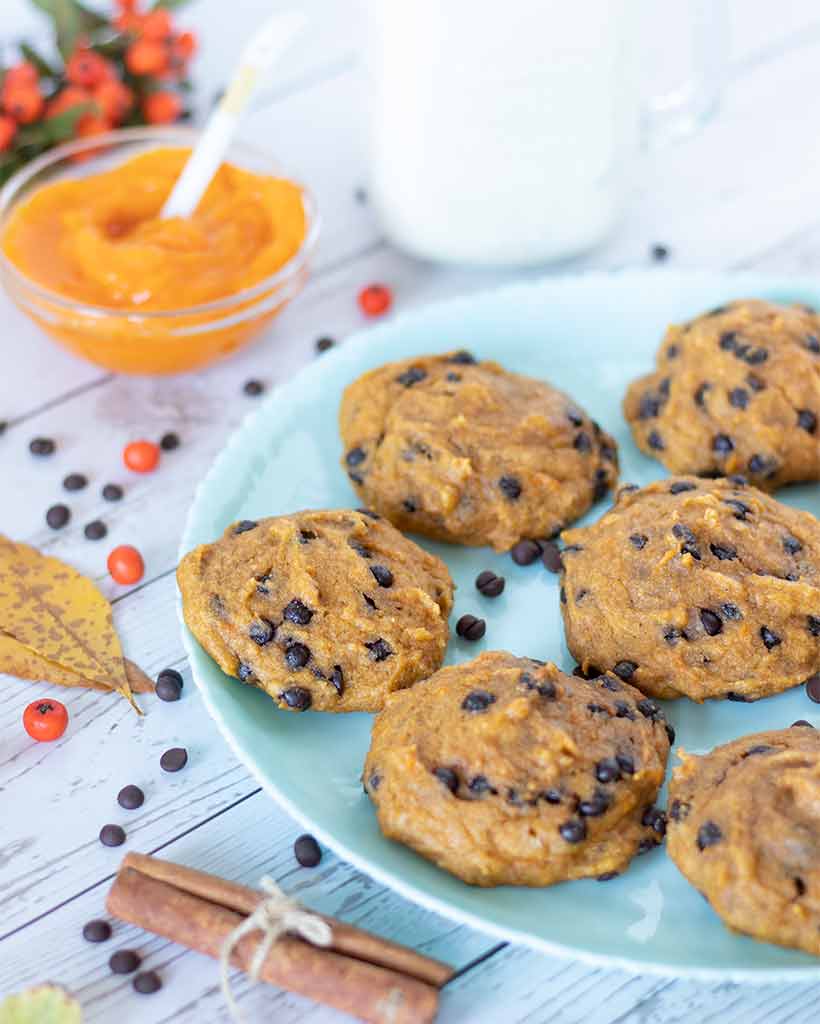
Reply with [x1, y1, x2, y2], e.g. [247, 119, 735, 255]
[363, 0, 642, 266]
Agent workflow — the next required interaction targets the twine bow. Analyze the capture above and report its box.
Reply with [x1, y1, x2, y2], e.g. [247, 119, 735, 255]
[220, 875, 333, 1021]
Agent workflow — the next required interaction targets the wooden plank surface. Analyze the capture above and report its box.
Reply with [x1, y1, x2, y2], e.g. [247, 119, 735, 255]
[3, 1, 820, 1021]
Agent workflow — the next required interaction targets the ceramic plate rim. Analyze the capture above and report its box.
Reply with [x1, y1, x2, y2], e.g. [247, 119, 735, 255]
[179, 269, 820, 983]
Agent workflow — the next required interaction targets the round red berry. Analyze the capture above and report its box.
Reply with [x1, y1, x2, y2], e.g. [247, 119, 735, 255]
[108, 545, 144, 585]
[358, 284, 392, 317]
[123, 440, 160, 473]
[23, 699, 69, 742]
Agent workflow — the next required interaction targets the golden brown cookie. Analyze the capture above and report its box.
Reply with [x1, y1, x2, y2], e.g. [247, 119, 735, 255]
[177, 510, 453, 712]
[559, 476, 820, 702]
[363, 651, 671, 887]
[667, 725, 820, 956]
[339, 351, 618, 551]
[624, 299, 820, 489]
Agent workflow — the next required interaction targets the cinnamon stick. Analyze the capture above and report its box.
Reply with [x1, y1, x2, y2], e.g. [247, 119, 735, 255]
[107, 863, 440, 1024]
[121, 852, 453, 988]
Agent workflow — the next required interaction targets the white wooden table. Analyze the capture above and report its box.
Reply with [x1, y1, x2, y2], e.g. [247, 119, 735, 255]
[3, 1, 820, 1020]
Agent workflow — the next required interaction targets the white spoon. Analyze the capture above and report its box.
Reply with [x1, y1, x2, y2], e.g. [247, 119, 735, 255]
[161, 10, 306, 220]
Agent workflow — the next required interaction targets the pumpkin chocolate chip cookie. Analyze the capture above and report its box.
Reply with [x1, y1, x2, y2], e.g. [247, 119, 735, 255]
[624, 299, 820, 489]
[339, 351, 618, 551]
[177, 509, 454, 713]
[667, 724, 820, 956]
[559, 476, 820, 702]
[363, 651, 671, 886]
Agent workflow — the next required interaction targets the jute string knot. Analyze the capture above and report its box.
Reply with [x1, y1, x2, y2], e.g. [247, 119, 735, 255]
[220, 875, 332, 1021]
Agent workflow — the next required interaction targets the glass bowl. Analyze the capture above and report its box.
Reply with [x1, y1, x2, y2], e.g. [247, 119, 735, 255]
[0, 126, 319, 375]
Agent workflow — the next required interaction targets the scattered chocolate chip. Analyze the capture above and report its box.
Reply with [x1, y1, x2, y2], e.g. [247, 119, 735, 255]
[742, 346, 768, 365]
[46, 504, 70, 529]
[719, 331, 737, 351]
[616, 753, 636, 775]
[328, 665, 344, 696]
[461, 689, 496, 713]
[63, 472, 87, 492]
[102, 483, 123, 501]
[433, 767, 458, 793]
[746, 373, 765, 392]
[541, 541, 563, 573]
[748, 453, 777, 477]
[365, 638, 393, 661]
[726, 691, 749, 702]
[637, 698, 662, 720]
[29, 436, 55, 456]
[456, 614, 486, 642]
[243, 379, 265, 396]
[728, 387, 749, 410]
[574, 431, 592, 453]
[599, 676, 620, 691]
[648, 430, 664, 450]
[519, 672, 556, 698]
[613, 661, 637, 681]
[109, 950, 141, 975]
[669, 799, 689, 822]
[709, 543, 736, 561]
[499, 475, 522, 500]
[587, 702, 608, 715]
[281, 687, 312, 710]
[234, 520, 257, 534]
[669, 481, 696, 494]
[806, 334, 820, 353]
[797, 409, 817, 434]
[83, 919, 112, 943]
[792, 719, 815, 728]
[315, 336, 335, 353]
[396, 366, 427, 387]
[84, 519, 107, 541]
[805, 674, 820, 703]
[699, 609, 723, 636]
[666, 344, 679, 358]
[743, 744, 774, 757]
[511, 539, 542, 565]
[579, 790, 610, 817]
[283, 598, 313, 625]
[155, 668, 183, 701]
[629, 533, 648, 550]
[160, 432, 180, 451]
[346, 447, 366, 467]
[348, 472, 363, 485]
[446, 372, 461, 382]
[694, 382, 711, 407]
[294, 833, 322, 867]
[760, 626, 782, 651]
[712, 433, 734, 455]
[475, 570, 505, 597]
[595, 758, 620, 783]
[794, 877, 806, 898]
[402, 498, 418, 513]
[614, 700, 636, 720]
[133, 971, 161, 994]
[598, 871, 620, 882]
[642, 806, 667, 836]
[370, 564, 394, 588]
[721, 603, 742, 621]
[651, 243, 669, 262]
[285, 641, 311, 668]
[117, 784, 144, 810]
[559, 819, 587, 843]
[697, 821, 723, 850]
[663, 626, 684, 645]
[808, 615, 820, 636]
[160, 747, 188, 772]
[249, 620, 275, 646]
[468, 775, 494, 795]
[665, 722, 676, 745]
[99, 824, 126, 847]
[724, 498, 751, 520]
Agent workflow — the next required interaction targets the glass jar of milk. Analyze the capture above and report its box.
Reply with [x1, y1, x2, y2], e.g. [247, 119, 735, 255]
[363, 0, 725, 266]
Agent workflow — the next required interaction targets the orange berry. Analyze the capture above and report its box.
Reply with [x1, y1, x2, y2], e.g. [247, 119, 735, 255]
[114, 11, 143, 32]
[174, 31, 197, 59]
[125, 38, 168, 76]
[358, 283, 393, 317]
[116, 0, 140, 11]
[76, 112, 111, 138]
[23, 699, 69, 742]
[66, 48, 111, 88]
[123, 439, 160, 473]
[141, 9, 173, 40]
[93, 79, 133, 123]
[4, 62, 38, 88]
[107, 545, 145, 585]
[46, 85, 91, 118]
[0, 115, 16, 152]
[3, 86, 44, 124]
[142, 90, 181, 125]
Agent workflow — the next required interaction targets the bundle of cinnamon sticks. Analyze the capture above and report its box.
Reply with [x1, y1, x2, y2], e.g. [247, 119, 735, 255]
[106, 853, 453, 1023]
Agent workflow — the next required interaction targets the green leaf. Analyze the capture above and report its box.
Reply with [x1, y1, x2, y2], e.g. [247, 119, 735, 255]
[42, 102, 95, 142]
[19, 42, 59, 79]
[153, 0, 193, 9]
[30, 0, 109, 60]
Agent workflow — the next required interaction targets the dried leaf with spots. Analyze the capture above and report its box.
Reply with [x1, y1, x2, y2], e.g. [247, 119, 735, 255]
[0, 633, 153, 693]
[0, 984, 82, 1024]
[0, 536, 143, 709]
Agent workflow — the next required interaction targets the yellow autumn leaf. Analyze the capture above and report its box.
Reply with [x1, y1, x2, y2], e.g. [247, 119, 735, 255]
[0, 537, 140, 708]
[0, 985, 82, 1024]
[0, 633, 154, 693]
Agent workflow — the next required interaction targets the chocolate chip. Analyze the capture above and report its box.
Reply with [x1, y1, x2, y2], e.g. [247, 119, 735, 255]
[541, 541, 563, 573]
[663, 626, 684, 645]
[234, 519, 257, 534]
[160, 432, 180, 452]
[567, 408, 584, 427]
[283, 598, 313, 625]
[639, 393, 662, 419]
[726, 691, 749, 702]
[243, 379, 265, 396]
[109, 950, 140, 974]
[587, 702, 608, 715]
[797, 409, 817, 434]
[396, 366, 427, 387]
[696, 602, 724, 634]
[794, 877, 807, 897]
[46, 504, 70, 529]
[782, 535, 803, 556]
[694, 382, 711, 407]
[237, 663, 255, 683]
[133, 971, 162, 994]
[614, 700, 636, 720]
[285, 642, 311, 668]
[475, 570, 505, 597]
[806, 334, 820, 353]
[446, 371, 462, 382]
[511, 539, 542, 565]
[665, 722, 676, 745]
[598, 871, 620, 882]
[461, 689, 496, 713]
[280, 687, 312, 710]
[315, 336, 335, 353]
[721, 602, 742, 620]
[579, 790, 610, 817]
[294, 833, 322, 866]
[433, 767, 459, 793]
[559, 819, 587, 843]
[456, 614, 486, 641]
[99, 824, 126, 847]
[80, 514, 108, 541]
[651, 243, 669, 261]
[324, 665, 343, 696]
[365, 638, 393, 661]
[728, 387, 748, 410]
[599, 675, 620, 691]
[613, 660, 637, 681]
[574, 431, 592, 453]
[348, 472, 363, 484]
[743, 744, 774, 757]
[249, 620, 275, 646]
[595, 758, 620, 783]
[82, 919, 112, 943]
[669, 799, 690, 822]
[160, 747, 188, 772]
[709, 543, 736, 561]
[499, 475, 522, 500]
[724, 498, 751, 520]
[668, 481, 695, 495]
[117, 784, 144, 810]
[629, 533, 648, 550]
[713, 434, 734, 455]
[616, 753, 636, 775]
[449, 350, 476, 364]
[805, 674, 820, 703]
[29, 436, 55, 456]
[742, 347, 768, 365]
[642, 806, 667, 836]
[346, 447, 366, 466]
[402, 498, 418, 513]
[468, 775, 494, 795]
[719, 331, 737, 351]
[748, 453, 777, 477]
[760, 626, 782, 651]
[102, 483, 124, 501]
[637, 698, 662, 720]
[648, 430, 664, 450]
[155, 668, 182, 701]
[697, 821, 723, 850]
[809, 615, 820, 636]
[370, 564, 394, 588]
[62, 472, 87, 492]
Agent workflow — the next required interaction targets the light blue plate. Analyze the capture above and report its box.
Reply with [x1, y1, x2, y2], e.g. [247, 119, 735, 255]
[180, 271, 820, 981]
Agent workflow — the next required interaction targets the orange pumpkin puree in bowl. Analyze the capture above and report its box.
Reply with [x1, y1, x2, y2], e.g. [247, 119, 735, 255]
[0, 146, 313, 374]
